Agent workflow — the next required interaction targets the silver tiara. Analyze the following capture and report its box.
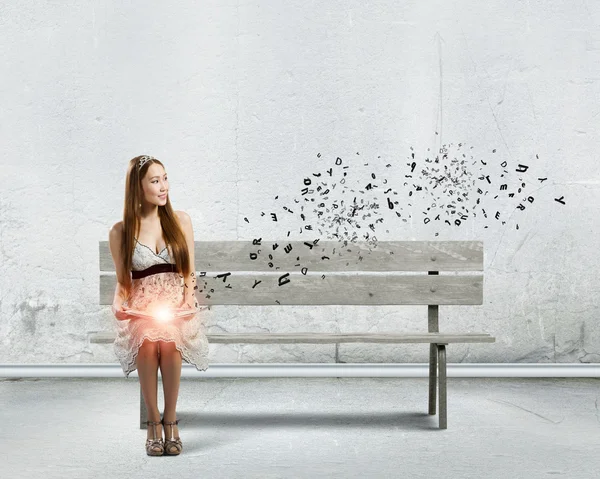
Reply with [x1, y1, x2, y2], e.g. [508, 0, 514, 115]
[138, 155, 155, 170]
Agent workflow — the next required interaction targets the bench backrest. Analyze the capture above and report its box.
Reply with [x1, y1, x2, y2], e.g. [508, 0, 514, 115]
[99, 240, 483, 307]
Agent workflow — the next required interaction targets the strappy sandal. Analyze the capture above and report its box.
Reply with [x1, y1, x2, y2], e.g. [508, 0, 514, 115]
[145, 420, 164, 456]
[162, 418, 183, 455]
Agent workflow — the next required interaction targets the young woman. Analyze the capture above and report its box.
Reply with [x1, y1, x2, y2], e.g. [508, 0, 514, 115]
[109, 155, 209, 456]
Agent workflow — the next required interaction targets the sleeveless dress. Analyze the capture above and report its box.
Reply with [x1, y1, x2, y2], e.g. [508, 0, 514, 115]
[113, 238, 210, 378]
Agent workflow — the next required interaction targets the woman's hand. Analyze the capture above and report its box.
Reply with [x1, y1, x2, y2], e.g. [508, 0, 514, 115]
[173, 306, 196, 320]
[111, 302, 135, 321]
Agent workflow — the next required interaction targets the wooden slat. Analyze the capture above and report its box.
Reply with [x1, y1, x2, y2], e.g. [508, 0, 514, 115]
[99, 240, 483, 272]
[89, 331, 495, 344]
[89, 331, 117, 343]
[99, 273, 483, 306]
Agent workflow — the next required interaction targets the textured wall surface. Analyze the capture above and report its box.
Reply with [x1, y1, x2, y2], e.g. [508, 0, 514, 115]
[1, 1, 599, 365]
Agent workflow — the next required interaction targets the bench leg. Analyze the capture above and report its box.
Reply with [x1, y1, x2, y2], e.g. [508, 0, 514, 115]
[140, 383, 147, 430]
[428, 343, 437, 415]
[437, 344, 447, 429]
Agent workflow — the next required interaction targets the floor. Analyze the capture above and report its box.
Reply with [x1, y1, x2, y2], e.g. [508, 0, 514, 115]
[1, 376, 598, 479]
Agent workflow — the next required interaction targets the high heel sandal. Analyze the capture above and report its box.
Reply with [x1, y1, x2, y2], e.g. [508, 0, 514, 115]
[161, 418, 183, 455]
[145, 420, 164, 456]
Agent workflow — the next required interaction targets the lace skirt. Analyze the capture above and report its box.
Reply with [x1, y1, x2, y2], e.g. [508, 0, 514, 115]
[113, 271, 210, 378]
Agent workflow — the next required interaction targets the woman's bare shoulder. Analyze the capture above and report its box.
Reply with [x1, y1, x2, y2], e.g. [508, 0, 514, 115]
[109, 221, 124, 239]
[175, 210, 190, 223]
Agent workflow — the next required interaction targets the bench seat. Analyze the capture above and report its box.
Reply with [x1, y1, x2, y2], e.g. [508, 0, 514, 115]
[90, 331, 494, 344]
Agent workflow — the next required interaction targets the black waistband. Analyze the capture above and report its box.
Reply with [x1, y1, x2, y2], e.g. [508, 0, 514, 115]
[132, 263, 178, 279]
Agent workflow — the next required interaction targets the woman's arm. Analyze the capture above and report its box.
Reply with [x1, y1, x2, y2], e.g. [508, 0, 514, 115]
[108, 222, 131, 308]
[177, 211, 199, 309]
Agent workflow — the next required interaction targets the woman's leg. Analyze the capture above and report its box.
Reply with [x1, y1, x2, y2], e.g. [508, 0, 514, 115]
[136, 339, 162, 443]
[158, 340, 182, 449]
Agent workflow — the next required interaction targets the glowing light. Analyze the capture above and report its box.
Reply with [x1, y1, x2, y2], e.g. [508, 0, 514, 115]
[152, 305, 173, 323]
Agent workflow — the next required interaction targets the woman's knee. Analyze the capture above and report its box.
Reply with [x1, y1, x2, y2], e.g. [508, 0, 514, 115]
[158, 340, 177, 353]
[139, 339, 159, 354]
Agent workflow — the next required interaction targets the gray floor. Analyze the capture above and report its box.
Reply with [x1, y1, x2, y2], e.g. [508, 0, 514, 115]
[1, 376, 598, 479]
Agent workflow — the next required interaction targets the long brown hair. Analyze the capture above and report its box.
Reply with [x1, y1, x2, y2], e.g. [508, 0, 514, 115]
[119, 155, 191, 294]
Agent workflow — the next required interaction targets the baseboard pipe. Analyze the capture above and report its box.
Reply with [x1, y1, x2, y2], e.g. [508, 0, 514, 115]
[0, 363, 598, 379]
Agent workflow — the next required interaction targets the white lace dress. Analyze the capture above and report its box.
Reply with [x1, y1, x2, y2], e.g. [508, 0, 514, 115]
[113, 239, 210, 377]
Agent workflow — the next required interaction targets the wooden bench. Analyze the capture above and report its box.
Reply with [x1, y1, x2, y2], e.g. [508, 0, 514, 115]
[91, 239, 494, 429]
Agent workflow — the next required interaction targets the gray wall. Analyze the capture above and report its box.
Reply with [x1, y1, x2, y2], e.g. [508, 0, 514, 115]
[1, 1, 598, 365]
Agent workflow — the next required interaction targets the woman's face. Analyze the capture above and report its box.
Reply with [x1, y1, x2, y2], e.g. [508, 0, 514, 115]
[141, 163, 169, 206]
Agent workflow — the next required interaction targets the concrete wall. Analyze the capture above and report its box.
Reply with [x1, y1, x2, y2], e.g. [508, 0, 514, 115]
[1, 0, 599, 365]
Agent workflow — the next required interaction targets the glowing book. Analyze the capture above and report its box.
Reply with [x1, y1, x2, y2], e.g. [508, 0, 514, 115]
[125, 308, 198, 321]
